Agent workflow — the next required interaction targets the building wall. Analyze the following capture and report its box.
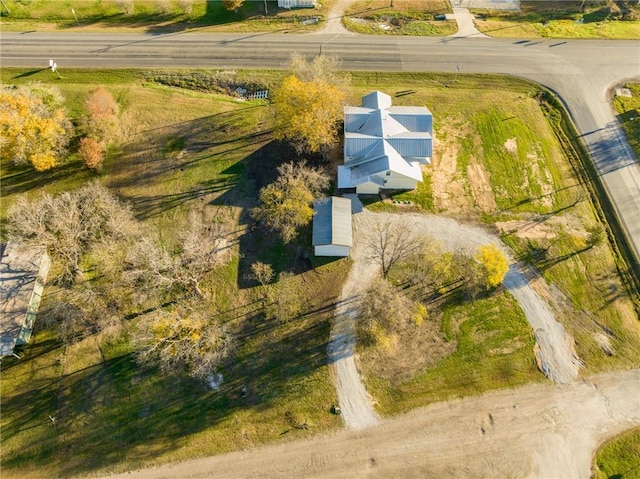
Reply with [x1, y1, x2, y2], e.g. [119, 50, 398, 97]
[380, 174, 419, 191]
[315, 244, 350, 257]
[355, 182, 382, 194]
[278, 0, 317, 8]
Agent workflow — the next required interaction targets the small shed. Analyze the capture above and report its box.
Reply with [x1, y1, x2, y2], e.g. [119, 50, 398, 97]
[312, 197, 352, 257]
[0, 243, 51, 357]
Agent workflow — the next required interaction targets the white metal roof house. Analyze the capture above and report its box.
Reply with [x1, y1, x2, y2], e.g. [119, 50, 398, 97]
[0, 243, 51, 358]
[278, 0, 317, 8]
[312, 196, 352, 257]
[338, 91, 433, 195]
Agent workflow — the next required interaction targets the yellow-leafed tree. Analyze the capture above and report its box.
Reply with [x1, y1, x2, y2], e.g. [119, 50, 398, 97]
[272, 74, 345, 160]
[474, 244, 509, 289]
[252, 161, 329, 244]
[222, 0, 244, 10]
[0, 86, 73, 171]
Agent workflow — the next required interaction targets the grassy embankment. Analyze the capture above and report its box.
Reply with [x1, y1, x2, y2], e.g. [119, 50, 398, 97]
[473, 0, 640, 39]
[343, 0, 456, 35]
[0, 0, 325, 33]
[592, 426, 640, 479]
[346, 72, 640, 415]
[1, 68, 639, 476]
[614, 83, 640, 160]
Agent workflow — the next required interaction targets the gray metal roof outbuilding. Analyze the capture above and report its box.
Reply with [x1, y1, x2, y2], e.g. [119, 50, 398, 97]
[312, 197, 353, 257]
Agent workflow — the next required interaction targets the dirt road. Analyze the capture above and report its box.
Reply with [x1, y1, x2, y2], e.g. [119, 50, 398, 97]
[328, 203, 582, 432]
[102, 369, 640, 479]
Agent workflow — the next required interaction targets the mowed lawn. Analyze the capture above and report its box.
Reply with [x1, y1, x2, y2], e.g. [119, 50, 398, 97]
[1, 68, 638, 477]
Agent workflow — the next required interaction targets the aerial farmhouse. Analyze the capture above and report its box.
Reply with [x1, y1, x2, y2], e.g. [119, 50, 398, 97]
[338, 91, 433, 194]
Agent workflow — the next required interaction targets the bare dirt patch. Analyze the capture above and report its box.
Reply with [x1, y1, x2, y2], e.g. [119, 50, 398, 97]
[527, 152, 555, 209]
[496, 219, 558, 240]
[101, 369, 640, 479]
[467, 162, 497, 212]
[431, 128, 474, 216]
[504, 137, 518, 153]
[489, 337, 526, 355]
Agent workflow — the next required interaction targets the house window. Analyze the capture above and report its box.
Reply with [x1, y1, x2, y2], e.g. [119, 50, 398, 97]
[383, 179, 388, 185]
[386, 170, 391, 176]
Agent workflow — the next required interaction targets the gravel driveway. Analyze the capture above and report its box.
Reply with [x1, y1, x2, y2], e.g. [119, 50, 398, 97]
[101, 369, 640, 479]
[329, 197, 582, 430]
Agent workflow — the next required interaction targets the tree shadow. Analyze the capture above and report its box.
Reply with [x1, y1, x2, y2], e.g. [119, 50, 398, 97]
[587, 120, 638, 176]
[0, 160, 92, 201]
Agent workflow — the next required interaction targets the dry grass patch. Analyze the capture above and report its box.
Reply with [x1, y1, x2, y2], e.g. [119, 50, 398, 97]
[344, 0, 456, 35]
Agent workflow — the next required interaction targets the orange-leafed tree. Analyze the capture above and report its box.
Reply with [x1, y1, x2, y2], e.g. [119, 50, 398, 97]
[83, 86, 120, 144]
[78, 137, 104, 171]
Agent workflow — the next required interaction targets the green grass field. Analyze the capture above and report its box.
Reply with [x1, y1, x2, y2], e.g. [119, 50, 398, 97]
[592, 426, 640, 479]
[614, 83, 640, 161]
[1, 68, 639, 476]
[362, 292, 541, 415]
[0, 0, 325, 33]
[0, 67, 347, 478]
[474, 0, 640, 39]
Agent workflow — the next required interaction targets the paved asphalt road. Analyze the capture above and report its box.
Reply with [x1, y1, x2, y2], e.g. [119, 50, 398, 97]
[2, 32, 639, 259]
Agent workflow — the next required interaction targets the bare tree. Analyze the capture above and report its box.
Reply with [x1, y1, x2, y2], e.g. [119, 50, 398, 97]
[124, 208, 232, 301]
[250, 261, 274, 299]
[363, 217, 422, 278]
[7, 182, 139, 285]
[275, 160, 330, 197]
[134, 306, 234, 380]
[43, 287, 122, 347]
[358, 277, 413, 347]
[287, 53, 348, 88]
[179, 209, 230, 296]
